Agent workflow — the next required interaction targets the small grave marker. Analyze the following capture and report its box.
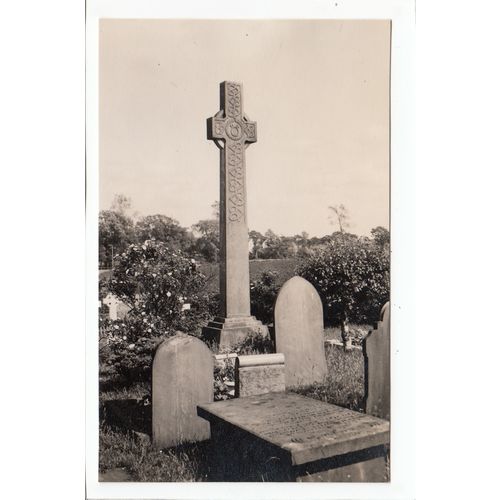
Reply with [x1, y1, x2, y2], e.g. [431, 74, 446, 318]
[152, 333, 213, 449]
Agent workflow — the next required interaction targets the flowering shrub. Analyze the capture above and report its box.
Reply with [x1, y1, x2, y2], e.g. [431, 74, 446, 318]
[297, 237, 389, 325]
[99, 240, 213, 381]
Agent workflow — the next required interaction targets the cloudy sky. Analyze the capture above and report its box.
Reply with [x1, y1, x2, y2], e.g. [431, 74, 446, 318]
[100, 19, 390, 237]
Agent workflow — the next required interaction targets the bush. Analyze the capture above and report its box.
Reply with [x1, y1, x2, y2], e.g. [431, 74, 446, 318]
[250, 271, 281, 325]
[99, 240, 213, 381]
[297, 236, 389, 325]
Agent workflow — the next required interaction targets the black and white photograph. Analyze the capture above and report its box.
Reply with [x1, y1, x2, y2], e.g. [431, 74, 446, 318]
[97, 17, 390, 483]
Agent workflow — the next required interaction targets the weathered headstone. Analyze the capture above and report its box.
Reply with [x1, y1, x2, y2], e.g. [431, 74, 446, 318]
[235, 353, 285, 398]
[152, 333, 213, 449]
[198, 392, 389, 481]
[363, 301, 390, 420]
[202, 81, 269, 348]
[274, 276, 327, 387]
[102, 292, 130, 320]
[102, 292, 119, 320]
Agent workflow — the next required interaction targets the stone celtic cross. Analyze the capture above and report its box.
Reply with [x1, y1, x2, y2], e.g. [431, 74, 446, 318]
[203, 81, 268, 347]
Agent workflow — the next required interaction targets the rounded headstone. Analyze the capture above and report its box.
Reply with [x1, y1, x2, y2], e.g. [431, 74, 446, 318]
[274, 276, 327, 388]
[152, 333, 214, 449]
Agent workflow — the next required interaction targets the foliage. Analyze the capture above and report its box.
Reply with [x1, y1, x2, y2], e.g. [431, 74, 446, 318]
[99, 210, 136, 268]
[135, 215, 194, 252]
[371, 226, 390, 249]
[100, 240, 212, 380]
[297, 236, 389, 325]
[250, 270, 281, 325]
[190, 218, 219, 262]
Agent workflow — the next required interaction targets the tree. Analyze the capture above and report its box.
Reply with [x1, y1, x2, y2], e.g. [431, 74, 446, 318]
[249, 230, 265, 259]
[297, 236, 389, 344]
[371, 226, 390, 249]
[189, 201, 220, 262]
[260, 229, 291, 259]
[98, 210, 135, 268]
[135, 214, 193, 251]
[328, 204, 351, 234]
[191, 218, 219, 263]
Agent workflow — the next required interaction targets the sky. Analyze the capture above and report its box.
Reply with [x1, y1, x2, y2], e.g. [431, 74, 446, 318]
[100, 19, 390, 237]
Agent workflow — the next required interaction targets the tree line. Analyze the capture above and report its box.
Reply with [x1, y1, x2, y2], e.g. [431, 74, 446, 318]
[99, 195, 389, 268]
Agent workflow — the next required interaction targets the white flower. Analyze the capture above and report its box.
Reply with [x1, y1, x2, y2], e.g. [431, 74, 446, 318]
[141, 311, 146, 316]
[128, 344, 135, 349]
[114, 325, 120, 330]
[147, 328, 152, 333]
[152, 273, 157, 277]
[167, 272, 172, 276]
[122, 336, 127, 340]
[166, 291, 172, 297]
[191, 258, 196, 263]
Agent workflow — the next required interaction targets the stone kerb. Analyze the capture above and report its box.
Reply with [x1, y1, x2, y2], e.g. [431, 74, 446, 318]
[363, 302, 390, 420]
[152, 333, 214, 449]
[274, 276, 327, 388]
[235, 353, 285, 397]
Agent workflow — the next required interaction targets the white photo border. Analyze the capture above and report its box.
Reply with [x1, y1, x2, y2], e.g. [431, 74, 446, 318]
[86, 1, 415, 498]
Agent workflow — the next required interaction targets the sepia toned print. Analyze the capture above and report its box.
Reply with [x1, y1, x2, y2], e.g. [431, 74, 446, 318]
[98, 19, 390, 482]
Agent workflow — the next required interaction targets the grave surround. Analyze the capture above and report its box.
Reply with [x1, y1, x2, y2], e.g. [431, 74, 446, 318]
[198, 392, 389, 481]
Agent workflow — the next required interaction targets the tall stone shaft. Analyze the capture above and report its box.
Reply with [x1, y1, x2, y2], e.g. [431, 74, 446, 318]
[203, 81, 268, 347]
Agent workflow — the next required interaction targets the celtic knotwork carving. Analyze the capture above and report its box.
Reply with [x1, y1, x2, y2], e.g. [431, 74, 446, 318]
[226, 83, 241, 118]
[226, 141, 245, 222]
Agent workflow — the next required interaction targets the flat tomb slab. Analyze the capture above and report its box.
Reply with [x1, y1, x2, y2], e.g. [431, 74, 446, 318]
[198, 392, 389, 481]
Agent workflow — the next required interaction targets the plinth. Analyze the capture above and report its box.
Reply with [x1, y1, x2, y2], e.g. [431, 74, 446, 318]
[202, 316, 269, 348]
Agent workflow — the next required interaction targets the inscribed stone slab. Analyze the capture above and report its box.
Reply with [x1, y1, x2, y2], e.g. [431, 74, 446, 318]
[363, 301, 390, 420]
[198, 392, 389, 466]
[274, 276, 327, 387]
[152, 333, 213, 449]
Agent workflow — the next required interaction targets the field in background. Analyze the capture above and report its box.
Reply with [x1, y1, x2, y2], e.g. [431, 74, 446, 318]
[200, 258, 298, 293]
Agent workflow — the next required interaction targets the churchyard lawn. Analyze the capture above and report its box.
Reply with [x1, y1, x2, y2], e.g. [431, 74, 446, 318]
[99, 341, 365, 482]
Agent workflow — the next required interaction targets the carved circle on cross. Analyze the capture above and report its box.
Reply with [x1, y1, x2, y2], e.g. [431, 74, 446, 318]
[225, 119, 243, 140]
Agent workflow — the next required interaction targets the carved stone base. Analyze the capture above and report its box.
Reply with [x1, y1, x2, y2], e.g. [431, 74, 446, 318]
[202, 316, 269, 349]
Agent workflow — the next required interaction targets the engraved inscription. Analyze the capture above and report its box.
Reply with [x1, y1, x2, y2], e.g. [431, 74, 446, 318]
[200, 393, 389, 451]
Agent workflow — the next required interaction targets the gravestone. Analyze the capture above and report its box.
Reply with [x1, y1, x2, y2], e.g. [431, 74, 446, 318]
[102, 292, 119, 320]
[235, 353, 285, 398]
[152, 333, 213, 449]
[274, 276, 327, 387]
[102, 292, 130, 320]
[202, 81, 269, 348]
[363, 301, 390, 420]
[198, 392, 389, 482]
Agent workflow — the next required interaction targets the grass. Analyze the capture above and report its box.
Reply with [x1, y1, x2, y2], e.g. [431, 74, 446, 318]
[292, 343, 365, 412]
[99, 332, 368, 481]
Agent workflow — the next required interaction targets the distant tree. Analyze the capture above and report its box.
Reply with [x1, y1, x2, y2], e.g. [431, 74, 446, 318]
[249, 230, 265, 259]
[98, 210, 135, 268]
[191, 219, 219, 263]
[371, 226, 390, 249]
[328, 204, 351, 234]
[260, 229, 291, 259]
[110, 194, 132, 215]
[135, 214, 193, 251]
